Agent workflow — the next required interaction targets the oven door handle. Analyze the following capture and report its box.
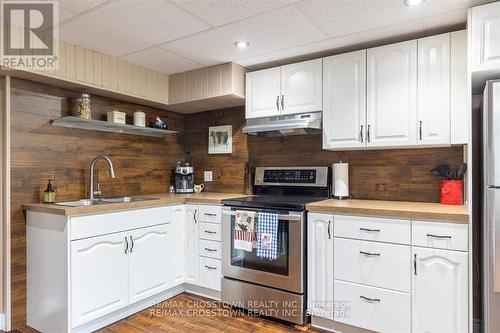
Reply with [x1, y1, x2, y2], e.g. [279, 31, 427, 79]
[222, 210, 301, 221]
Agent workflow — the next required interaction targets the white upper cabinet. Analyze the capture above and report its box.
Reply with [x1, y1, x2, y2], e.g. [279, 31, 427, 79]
[367, 40, 417, 147]
[450, 30, 469, 144]
[245, 59, 322, 119]
[245, 67, 281, 119]
[417, 33, 451, 145]
[412, 247, 468, 333]
[71, 231, 129, 327]
[307, 213, 334, 320]
[323, 50, 366, 150]
[281, 59, 323, 115]
[128, 224, 171, 303]
[471, 1, 500, 73]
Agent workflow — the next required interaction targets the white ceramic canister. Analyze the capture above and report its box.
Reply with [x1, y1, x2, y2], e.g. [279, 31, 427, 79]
[134, 110, 146, 127]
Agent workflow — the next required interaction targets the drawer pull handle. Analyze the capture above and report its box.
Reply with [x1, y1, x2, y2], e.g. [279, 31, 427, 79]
[360, 228, 380, 232]
[205, 213, 217, 216]
[360, 251, 380, 257]
[360, 295, 380, 303]
[204, 230, 217, 234]
[204, 248, 217, 252]
[205, 265, 217, 270]
[426, 233, 452, 239]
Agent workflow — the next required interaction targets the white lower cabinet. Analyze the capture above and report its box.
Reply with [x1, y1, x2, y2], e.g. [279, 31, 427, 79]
[71, 231, 129, 327]
[185, 204, 199, 285]
[128, 224, 171, 303]
[171, 205, 186, 286]
[334, 280, 411, 333]
[412, 247, 468, 333]
[307, 213, 334, 319]
[309, 213, 469, 333]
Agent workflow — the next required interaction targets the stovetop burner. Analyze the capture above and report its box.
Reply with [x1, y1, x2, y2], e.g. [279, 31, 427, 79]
[222, 195, 323, 211]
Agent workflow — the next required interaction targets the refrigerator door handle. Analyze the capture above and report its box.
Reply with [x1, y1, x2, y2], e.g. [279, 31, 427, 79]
[489, 188, 500, 292]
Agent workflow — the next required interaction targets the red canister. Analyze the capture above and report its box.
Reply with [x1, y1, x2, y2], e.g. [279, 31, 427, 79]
[440, 180, 463, 205]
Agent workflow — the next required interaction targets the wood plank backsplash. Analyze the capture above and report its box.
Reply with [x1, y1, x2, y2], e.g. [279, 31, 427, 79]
[9, 79, 184, 329]
[185, 106, 464, 202]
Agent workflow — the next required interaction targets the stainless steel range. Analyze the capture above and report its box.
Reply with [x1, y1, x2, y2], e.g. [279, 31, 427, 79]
[221, 166, 330, 325]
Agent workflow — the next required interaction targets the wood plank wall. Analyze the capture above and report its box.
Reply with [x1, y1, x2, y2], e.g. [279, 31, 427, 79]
[185, 106, 464, 202]
[9, 79, 184, 329]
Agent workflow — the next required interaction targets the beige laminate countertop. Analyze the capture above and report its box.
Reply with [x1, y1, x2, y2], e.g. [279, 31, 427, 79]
[22, 192, 249, 216]
[306, 199, 469, 224]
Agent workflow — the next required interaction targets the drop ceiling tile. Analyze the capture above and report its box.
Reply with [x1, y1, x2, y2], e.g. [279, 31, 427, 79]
[235, 55, 280, 70]
[161, 6, 327, 66]
[294, 0, 488, 39]
[57, 0, 110, 14]
[59, 0, 210, 57]
[120, 47, 202, 74]
[172, 0, 300, 26]
[265, 19, 426, 63]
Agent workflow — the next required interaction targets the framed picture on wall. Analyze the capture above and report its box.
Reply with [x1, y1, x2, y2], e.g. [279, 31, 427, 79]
[208, 125, 232, 154]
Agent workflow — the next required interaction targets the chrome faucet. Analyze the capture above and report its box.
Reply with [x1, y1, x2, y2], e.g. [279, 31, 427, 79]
[89, 155, 116, 200]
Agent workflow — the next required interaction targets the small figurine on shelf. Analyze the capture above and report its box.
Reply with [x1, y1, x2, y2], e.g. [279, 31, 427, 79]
[151, 117, 168, 130]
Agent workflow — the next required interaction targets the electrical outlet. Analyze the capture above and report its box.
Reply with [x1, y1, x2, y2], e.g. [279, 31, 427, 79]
[204, 171, 213, 182]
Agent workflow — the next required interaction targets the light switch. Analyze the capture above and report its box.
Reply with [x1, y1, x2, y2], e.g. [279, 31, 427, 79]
[204, 171, 213, 182]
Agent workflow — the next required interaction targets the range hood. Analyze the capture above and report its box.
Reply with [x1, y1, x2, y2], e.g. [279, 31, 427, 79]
[242, 112, 322, 137]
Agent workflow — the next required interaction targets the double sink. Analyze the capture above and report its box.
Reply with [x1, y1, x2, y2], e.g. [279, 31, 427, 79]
[55, 196, 158, 207]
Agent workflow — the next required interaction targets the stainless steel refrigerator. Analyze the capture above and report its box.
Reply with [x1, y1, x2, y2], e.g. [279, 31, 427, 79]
[483, 79, 500, 333]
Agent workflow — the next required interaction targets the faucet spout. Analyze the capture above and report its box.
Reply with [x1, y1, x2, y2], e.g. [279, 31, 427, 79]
[89, 155, 116, 200]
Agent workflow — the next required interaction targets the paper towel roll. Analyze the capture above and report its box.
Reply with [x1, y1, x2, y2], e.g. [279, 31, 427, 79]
[333, 162, 349, 199]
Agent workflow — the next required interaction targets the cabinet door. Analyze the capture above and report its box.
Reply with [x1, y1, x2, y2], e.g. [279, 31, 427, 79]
[245, 67, 281, 119]
[71, 231, 128, 327]
[307, 213, 334, 319]
[281, 59, 322, 115]
[367, 40, 417, 147]
[471, 2, 500, 72]
[323, 51, 366, 150]
[412, 247, 468, 333]
[417, 33, 450, 145]
[185, 204, 199, 285]
[171, 205, 186, 286]
[129, 224, 170, 304]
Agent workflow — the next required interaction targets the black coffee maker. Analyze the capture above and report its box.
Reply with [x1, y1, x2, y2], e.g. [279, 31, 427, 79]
[175, 154, 194, 193]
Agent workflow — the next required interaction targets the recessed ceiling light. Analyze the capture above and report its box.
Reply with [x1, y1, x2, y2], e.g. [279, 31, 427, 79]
[234, 41, 250, 49]
[404, 0, 425, 6]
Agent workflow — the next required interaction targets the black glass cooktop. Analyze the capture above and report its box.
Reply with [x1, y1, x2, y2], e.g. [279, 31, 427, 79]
[222, 195, 323, 211]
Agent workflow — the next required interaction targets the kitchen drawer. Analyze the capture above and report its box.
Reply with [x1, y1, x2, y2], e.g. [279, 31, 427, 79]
[334, 238, 411, 292]
[334, 280, 411, 333]
[198, 205, 222, 223]
[199, 222, 222, 241]
[412, 220, 468, 251]
[334, 215, 410, 245]
[199, 257, 221, 291]
[199, 239, 221, 259]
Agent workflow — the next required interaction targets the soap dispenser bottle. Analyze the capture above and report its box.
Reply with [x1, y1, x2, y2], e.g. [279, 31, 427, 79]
[43, 179, 56, 203]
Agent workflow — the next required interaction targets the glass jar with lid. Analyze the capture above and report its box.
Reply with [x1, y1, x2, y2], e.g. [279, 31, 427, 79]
[75, 93, 92, 119]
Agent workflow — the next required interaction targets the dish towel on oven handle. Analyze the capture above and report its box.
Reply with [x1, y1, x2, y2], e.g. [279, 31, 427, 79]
[256, 211, 279, 260]
[234, 210, 256, 252]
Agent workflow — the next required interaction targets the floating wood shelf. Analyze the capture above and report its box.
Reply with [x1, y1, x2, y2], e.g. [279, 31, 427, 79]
[51, 116, 178, 137]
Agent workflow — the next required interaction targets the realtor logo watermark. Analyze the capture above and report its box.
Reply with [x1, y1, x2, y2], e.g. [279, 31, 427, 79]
[1, 0, 58, 70]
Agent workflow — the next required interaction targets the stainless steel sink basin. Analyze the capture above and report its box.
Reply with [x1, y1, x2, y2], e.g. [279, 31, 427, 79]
[55, 199, 109, 207]
[101, 196, 159, 203]
[55, 197, 158, 207]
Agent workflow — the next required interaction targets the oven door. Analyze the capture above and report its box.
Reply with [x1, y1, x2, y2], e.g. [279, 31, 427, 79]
[222, 206, 304, 294]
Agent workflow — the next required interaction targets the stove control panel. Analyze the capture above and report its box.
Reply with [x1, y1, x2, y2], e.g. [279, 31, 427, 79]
[254, 166, 328, 187]
[263, 169, 316, 183]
